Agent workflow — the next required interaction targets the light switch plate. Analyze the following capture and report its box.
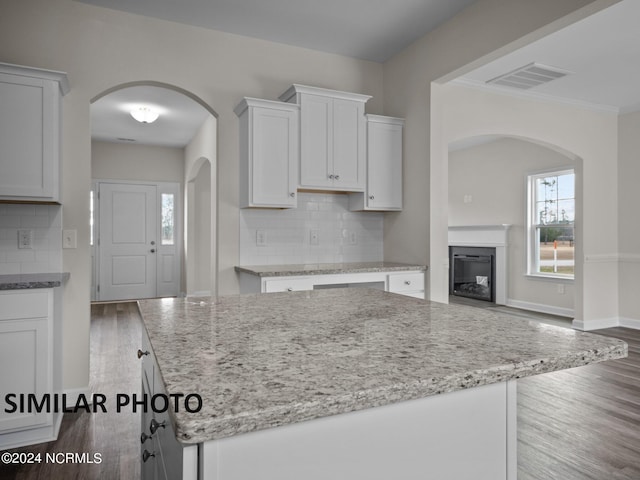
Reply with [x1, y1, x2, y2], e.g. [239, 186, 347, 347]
[63, 229, 77, 249]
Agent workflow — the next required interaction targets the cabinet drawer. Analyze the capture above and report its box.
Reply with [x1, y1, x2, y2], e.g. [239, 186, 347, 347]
[388, 272, 425, 293]
[263, 278, 313, 293]
[0, 290, 51, 321]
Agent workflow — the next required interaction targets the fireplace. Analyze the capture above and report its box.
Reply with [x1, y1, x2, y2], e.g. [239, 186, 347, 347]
[448, 225, 511, 305]
[449, 246, 496, 302]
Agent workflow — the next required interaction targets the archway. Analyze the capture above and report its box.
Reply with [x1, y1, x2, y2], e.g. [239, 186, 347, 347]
[448, 134, 582, 319]
[90, 82, 218, 301]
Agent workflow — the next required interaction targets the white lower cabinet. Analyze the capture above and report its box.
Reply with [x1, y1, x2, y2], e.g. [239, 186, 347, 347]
[238, 270, 426, 299]
[387, 272, 425, 299]
[0, 289, 62, 450]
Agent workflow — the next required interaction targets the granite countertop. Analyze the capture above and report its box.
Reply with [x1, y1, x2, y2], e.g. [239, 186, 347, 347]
[235, 261, 426, 277]
[137, 289, 626, 445]
[0, 272, 70, 290]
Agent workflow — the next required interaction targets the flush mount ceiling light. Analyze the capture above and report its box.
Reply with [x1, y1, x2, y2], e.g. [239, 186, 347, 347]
[130, 106, 160, 123]
[486, 62, 572, 90]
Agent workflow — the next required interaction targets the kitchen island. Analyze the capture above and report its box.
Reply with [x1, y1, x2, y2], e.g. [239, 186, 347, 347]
[137, 289, 626, 480]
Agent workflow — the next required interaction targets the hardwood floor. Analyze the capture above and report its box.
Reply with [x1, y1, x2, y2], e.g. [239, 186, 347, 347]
[518, 327, 640, 480]
[1, 301, 639, 479]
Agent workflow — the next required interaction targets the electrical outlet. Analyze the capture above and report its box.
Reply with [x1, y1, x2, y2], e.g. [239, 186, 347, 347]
[348, 231, 357, 245]
[256, 229, 267, 246]
[557, 284, 565, 295]
[310, 229, 319, 246]
[464, 195, 473, 204]
[18, 230, 33, 249]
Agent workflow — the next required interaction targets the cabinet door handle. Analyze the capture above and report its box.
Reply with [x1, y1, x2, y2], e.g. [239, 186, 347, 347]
[137, 349, 150, 359]
[142, 450, 155, 463]
[286, 287, 293, 292]
[290, 192, 295, 197]
[150, 249, 156, 253]
[150, 419, 166, 434]
[140, 432, 152, 444]
[369, 195, 375, 200]
[334, 175, 340, 180]
[328, 174, 334, 179]
[404, 280, 411, 285]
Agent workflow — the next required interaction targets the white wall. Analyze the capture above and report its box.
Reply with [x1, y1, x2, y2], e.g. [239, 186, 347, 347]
[0, 0, 382, 393]
[184, 115, 217, 297]
[449, 138, 576, 315]
[618, 111, 640, 326]
[91, 140, 184, 183]
[432, 83, 618, 330]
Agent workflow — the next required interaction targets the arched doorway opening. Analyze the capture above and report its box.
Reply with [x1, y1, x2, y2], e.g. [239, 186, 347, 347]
[90, 82, 218, 301]
[447, 135, 582, 319]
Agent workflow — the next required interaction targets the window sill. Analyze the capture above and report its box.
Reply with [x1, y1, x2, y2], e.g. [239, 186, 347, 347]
[525, 273, 574, 283]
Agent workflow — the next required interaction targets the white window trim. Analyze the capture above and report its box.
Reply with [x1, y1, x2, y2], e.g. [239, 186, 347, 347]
[526, 167, 575, 281]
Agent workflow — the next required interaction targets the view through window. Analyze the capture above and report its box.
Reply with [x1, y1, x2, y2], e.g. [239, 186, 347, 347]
[528, 169, 575, 277]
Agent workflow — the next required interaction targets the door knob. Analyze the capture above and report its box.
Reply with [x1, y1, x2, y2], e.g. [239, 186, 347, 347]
[150, 249, 156, 253]
[150, 241, 155, 245]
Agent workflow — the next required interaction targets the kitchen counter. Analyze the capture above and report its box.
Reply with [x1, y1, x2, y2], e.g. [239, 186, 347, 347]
[234, 261, 426, 277]
[0, 272, 70, 290]
[137, 288, 626, 445]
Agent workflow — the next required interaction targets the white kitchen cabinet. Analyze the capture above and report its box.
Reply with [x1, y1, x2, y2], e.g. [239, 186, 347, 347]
[387, 272, 425, 299]
[238, 269, 425, 300]
[0, 288, 63, 450]
[349, 115, 404, 211]
[235, 97, 299, 209]
[279, 84, 370, 192]
[0, 63, 69, 203]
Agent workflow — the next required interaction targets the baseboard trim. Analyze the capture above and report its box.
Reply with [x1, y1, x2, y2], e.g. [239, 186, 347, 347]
[572, 317, 620, 331]
[188, 291, 211, 297]
[506, 299, 574, 318]
[64, 386, 92, 405]
[619, 317, 640, 329]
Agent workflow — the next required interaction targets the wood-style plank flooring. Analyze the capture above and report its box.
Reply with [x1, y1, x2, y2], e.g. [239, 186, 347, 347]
[1, 301, 639, 479]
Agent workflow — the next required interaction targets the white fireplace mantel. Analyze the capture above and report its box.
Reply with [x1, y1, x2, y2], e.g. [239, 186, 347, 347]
[448, 225, 511, 305]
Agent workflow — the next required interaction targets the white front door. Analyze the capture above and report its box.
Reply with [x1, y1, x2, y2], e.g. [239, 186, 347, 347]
[99, 183, 157, 301]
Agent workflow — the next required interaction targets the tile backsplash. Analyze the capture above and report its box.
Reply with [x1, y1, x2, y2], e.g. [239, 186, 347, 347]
[0, 204, 62, 274]
[240, 193, 383, 265]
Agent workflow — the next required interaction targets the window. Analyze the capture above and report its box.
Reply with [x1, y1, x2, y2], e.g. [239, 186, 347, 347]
[527, 169, 575, 278]
[161, 193, 175, 245]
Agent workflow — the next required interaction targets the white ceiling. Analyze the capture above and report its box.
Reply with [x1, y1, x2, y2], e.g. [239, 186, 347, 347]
[91, 86, 211, 148]
[88, 0, 640, 148]
[454, 0, 640, 113]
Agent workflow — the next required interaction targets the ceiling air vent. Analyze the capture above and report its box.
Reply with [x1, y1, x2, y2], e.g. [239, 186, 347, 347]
[486, 63, 571, 90]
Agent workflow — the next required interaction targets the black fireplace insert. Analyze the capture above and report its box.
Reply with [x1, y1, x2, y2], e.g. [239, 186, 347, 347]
[449, 246, 496, 302]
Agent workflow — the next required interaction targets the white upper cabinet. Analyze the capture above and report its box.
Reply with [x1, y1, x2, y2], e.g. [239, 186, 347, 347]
[350, 115, 404, 211]
[235, 98, 299, 208]
[0, 63, 69, 203]
[280, 85, 370, 192]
